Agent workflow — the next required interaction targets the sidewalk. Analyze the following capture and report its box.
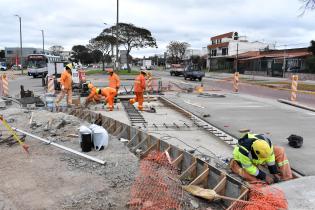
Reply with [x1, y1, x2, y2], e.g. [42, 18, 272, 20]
[205, 72, 315, 85]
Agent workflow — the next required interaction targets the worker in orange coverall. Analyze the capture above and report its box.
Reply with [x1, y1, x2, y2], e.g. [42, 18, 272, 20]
[129, 70, 146, 111]
[107, 68, 120, 94]
[55, 64, 73, 106]
[85, 83, 117, 111]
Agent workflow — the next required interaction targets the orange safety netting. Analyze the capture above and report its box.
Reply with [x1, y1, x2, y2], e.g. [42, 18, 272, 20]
[231, 182, 288, 210]
[128, 151, 183, 210]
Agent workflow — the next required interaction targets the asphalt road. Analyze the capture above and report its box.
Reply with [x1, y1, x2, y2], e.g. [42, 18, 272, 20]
[153, 70, 315, 107]
[7, 75, 44, 97]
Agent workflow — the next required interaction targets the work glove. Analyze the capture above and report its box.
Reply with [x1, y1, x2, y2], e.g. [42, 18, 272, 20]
[61, 85, 65, 91]
[265, 175, 274, 184]
[273, 174, 282, 183]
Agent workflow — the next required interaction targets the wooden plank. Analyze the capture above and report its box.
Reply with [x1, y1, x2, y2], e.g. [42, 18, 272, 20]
[189, 166, 209, 186]
[112, 124, 122, 136]
[127, 131, 139, 147]
[179, 161, 197, 180]
[131, 136, 149, 153]
[226, 188, 249, 210]
[140, 141, 158, 158]
[213, 173, 227, 195]
[171, 153, 184, 168]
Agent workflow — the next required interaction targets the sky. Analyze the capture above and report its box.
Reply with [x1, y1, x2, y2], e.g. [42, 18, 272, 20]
[1, 0, 315, 57]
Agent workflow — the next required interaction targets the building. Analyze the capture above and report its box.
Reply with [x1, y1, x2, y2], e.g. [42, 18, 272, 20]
[183, 49, 202, 60]
[60, 51, 71, 62]
[4, 47, 44, 66]
[207, 32, 272, 71]
[238, 48, 311, 77]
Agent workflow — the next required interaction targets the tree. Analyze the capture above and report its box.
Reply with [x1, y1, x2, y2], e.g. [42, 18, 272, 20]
[91, 50, 103, 63]
[0, 50, 5, 59]
[308, 40, 315, 54]
[166, 41, 190, 64]
[70, 45, 89, 63]
[102, 23, 157, 72]
[300, 0, 315, 14]
[49, 45, 64, 56]
[88, 35, 116, 71]
[306, 40, 315, 73]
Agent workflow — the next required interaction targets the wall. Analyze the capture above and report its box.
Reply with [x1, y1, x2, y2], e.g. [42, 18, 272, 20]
[228, 41, 270, 56]
[244, 71, 268, 76]
[285, 72, 315, 80]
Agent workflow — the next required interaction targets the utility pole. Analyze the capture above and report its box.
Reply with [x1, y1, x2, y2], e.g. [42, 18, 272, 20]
[115, 0, 119, 70]
[15, 15, 23, 74]
[236, 43, 239, 72]
[282, 45, 287, 78]
[41, 30, 45, 54]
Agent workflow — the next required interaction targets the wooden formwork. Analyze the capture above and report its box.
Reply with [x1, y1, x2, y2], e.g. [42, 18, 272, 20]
[63, 108, 249, 209]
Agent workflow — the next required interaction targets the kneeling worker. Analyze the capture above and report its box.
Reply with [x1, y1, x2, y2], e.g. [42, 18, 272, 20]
[85, 83, 117, 111]
[230, 132, 293, 184]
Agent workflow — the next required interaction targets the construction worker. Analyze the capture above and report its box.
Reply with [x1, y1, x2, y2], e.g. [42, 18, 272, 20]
[129, 70, 146, 111]
[55, 64, 72, 106]
[230, 132, 293, 184]
[107, 68, 120, 94]
[85, 83, 117, 111]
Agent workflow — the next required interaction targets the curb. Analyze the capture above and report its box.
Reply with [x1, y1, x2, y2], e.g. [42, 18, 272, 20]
[278, 99, 315, 112]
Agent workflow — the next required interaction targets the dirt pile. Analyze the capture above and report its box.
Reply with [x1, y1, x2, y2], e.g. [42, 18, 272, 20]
[0, 108, 139, 210]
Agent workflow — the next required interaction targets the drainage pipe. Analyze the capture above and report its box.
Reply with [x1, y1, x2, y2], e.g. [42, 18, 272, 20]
[12, 127, 106, 165]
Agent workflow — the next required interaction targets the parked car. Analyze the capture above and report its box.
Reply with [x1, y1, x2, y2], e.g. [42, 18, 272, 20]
[183, 65, 205, 81]
[12, 64, 22, 70]
[170, 64, 184, 76]
[0, 62, 7, 71]
[287, 66, 300, 73]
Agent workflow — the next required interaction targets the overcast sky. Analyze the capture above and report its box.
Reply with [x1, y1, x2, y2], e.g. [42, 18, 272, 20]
[1, 0, 314, 57]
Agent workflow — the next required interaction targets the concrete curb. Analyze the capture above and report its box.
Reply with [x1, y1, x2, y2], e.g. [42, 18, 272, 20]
[278, 99, 315, 112]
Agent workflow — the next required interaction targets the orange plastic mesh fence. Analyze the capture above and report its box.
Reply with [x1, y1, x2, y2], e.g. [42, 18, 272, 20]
[128, 150, 183, 210]
[231, 183, 288, 210]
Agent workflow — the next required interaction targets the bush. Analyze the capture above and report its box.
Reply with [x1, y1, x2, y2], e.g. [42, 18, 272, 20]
[305, 56, 315, 73]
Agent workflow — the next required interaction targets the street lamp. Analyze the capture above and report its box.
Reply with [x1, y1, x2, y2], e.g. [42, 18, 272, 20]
[116, 0, 119, 70]
[41, 30, 45, 54]
[14, 14, 23, 74]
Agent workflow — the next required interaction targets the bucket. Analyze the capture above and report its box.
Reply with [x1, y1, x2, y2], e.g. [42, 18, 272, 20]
[45, 93, 56, 109]
[80, 133, 93, 152]
[89, 124, 108, 151]
[79, 126, 92, 152]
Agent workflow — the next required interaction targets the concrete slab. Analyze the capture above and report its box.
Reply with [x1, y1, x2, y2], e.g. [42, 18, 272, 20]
[164, 92, 315, 176]
[91, 100, 233, 168]
[275, 176, 315, 210]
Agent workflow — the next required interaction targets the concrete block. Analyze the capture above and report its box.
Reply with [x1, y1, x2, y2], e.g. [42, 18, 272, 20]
[275, 176, 315, 210]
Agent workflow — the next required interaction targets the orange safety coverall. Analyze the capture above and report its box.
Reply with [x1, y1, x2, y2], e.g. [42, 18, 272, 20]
[230, 146, 293, 183]
[56, 70, 72, 105]
[86, 87, 102, 103]
[101, 87, 116, 111]
[132, 74, 146, 110]
[108, 73, 120, 92]
[86, 87, 117, 111]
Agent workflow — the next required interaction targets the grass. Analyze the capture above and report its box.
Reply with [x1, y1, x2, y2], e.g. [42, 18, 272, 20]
[248, 81, 315, 92]
[85, 69, 139, 76]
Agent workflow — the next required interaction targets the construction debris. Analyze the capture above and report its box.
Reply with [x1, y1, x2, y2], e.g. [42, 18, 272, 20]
[0, 108, 139, 209]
